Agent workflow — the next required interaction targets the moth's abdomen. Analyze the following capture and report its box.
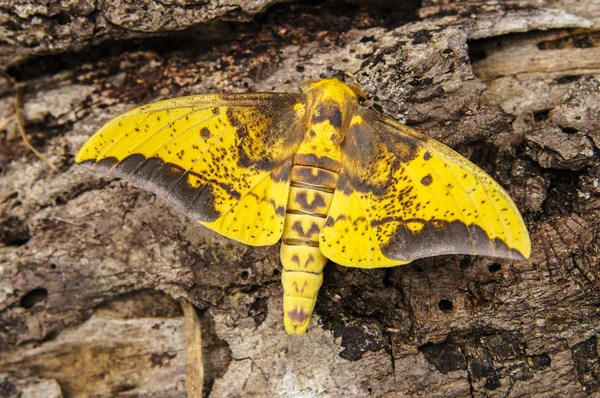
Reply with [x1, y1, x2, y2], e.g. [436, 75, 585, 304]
[280, 163, 340, 334]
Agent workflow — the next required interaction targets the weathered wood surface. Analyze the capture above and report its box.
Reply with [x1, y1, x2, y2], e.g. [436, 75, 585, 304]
[1, 1, 599, 396]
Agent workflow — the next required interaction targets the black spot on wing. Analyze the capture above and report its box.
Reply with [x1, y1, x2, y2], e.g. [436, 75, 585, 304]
[421, 174, 433, 186]
[380, 219, 526, 261]
[200, 127, 211, 138]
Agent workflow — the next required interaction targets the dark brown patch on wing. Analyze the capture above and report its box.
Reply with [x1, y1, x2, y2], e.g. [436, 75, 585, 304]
[90, 154, 221, 222]
[228, 105, 304, 171]
[269, 199, 286, 216]
[271, 162, 291, 183]
[341, 111, 420, 196]
[336, 172, 354, 195]
[381, 219, 526, 261]
[90, 157, 118, 170]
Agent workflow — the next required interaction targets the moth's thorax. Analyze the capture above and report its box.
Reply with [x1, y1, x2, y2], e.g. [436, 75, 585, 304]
[294, 79, 359, 169]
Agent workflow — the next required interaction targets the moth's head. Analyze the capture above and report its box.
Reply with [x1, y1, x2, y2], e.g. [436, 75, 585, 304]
[299, 78, 363, 100]
[299, 79, 360, 136]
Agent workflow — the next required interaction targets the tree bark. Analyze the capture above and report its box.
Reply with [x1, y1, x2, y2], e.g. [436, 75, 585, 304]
[1, 1, 599, 397]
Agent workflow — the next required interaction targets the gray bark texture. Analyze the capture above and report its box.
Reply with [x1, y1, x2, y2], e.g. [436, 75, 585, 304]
[1, 0, 599, 397]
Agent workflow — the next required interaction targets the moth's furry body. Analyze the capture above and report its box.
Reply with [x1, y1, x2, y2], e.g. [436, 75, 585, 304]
[280, 81, 353, 332]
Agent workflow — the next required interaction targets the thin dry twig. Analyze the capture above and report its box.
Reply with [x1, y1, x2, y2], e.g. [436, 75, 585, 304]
[0, 114, 15, 131]
[1, 70, 58, 171]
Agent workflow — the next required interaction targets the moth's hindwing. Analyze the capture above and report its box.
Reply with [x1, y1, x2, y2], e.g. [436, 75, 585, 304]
[320, 109, 531, 267]
[76, 93, 306, 246]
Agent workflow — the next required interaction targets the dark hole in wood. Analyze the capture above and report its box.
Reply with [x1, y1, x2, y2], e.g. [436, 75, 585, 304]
[488, 263, 501, 273]
[20, 288, 48, 309]
[0, 217, 31, 246]
[438, 299, 453, 312]
[560, 126, 579, 134]
[115, 383, 137, 393]
[533, 109, 550, 122]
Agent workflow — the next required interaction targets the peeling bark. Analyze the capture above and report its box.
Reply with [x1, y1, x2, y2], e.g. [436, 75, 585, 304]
[0, 0, 291, 69]
[1, 1, 599, 397]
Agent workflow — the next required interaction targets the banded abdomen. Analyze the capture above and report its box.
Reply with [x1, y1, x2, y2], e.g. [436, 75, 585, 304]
[280, 157, 341, 334]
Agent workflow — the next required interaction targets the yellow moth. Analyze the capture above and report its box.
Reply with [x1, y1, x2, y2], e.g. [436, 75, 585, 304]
[76, 79, 531, 334]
